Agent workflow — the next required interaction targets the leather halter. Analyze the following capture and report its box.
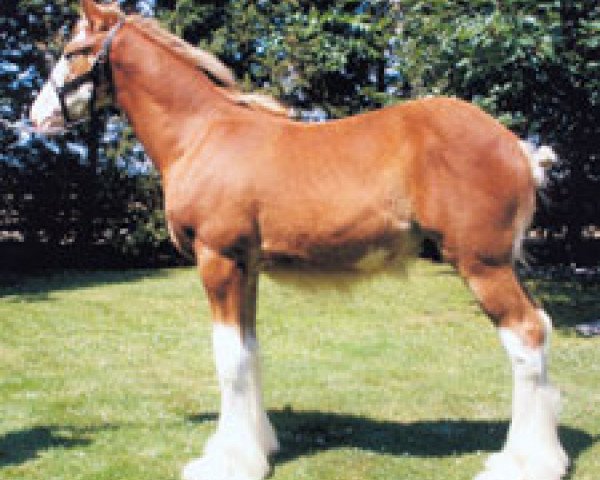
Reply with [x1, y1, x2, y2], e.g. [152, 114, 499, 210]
[52, 19, 124, 126]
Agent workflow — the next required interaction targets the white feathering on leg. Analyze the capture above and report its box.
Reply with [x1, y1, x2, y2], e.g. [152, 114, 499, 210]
[475, 314, 568, 480]
[183, 323, 277, 480]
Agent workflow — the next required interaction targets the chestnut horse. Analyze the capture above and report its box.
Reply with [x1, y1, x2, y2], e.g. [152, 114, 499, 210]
[30, 2, 568, 480]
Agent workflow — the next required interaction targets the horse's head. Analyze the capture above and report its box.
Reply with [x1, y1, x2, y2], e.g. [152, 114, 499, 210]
[30, 0, 124, 133]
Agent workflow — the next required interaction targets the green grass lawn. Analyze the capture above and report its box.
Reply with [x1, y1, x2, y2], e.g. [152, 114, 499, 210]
[1, 261, 598, 480]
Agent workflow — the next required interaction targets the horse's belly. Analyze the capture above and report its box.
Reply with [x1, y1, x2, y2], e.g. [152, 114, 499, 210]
[258, 186, 417, 273]
[260, 227, 419, 273]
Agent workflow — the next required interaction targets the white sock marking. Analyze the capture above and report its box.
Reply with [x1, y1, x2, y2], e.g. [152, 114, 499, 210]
[478, 317, 568, 480]
[183, 323, 278, 480]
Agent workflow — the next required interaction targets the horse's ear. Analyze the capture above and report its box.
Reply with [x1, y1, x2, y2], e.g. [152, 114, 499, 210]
[81, 0, 102, 25]
[81, 0, 122, 31]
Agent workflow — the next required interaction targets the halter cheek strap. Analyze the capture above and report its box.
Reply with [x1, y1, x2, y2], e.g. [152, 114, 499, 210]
[54, 19, 124, 125]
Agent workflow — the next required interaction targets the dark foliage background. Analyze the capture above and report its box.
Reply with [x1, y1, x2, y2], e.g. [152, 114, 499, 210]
[1, 0, 599, 270]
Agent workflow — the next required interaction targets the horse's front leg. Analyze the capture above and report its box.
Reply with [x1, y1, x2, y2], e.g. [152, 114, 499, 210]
[183, 245, 278, 480]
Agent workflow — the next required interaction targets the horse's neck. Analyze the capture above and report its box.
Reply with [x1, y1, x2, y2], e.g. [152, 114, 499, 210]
[111, 25, 229, 174]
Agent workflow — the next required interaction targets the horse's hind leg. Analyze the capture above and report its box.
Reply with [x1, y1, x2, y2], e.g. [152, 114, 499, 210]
[183, 244, 278, 480]
[460, 260, 568, 480]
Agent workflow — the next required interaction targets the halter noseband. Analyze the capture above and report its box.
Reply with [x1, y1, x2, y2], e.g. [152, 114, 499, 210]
[53, 19, 124, 126]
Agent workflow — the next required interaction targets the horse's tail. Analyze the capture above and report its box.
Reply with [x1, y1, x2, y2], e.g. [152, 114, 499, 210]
[512, 140, 557, 265]
[518, 140, 557, 188]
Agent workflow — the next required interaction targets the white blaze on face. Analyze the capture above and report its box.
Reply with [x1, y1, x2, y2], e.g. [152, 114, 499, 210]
[30, 29, 93, 130]
[30, 57, 69, 129]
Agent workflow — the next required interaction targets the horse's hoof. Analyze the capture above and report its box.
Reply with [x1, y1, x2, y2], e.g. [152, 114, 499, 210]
[182, 432, 270, 480]
[475, 448, 568, 480]
[182, 456, 265, 480]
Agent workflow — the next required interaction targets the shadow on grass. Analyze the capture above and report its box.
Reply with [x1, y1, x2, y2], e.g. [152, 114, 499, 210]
[0, 424, 115, 467]
[188, 409, 598, 467]
[526, 277, 600, 331]
[3, 414, 596, 472]
[0, 269, 169, 302]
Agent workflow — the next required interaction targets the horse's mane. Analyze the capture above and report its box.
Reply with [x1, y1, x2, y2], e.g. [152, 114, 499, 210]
[128, 16, 290, 118]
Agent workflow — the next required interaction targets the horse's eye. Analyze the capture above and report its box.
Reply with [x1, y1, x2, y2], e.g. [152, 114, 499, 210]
[65, 47, 93, 60]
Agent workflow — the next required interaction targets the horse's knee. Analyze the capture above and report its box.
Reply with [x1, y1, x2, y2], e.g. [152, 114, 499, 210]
[499, 309, 555, 383]
[198, 247, 240, 301]
[501, 307, 548, 349]
[499, 324, 545, 380]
